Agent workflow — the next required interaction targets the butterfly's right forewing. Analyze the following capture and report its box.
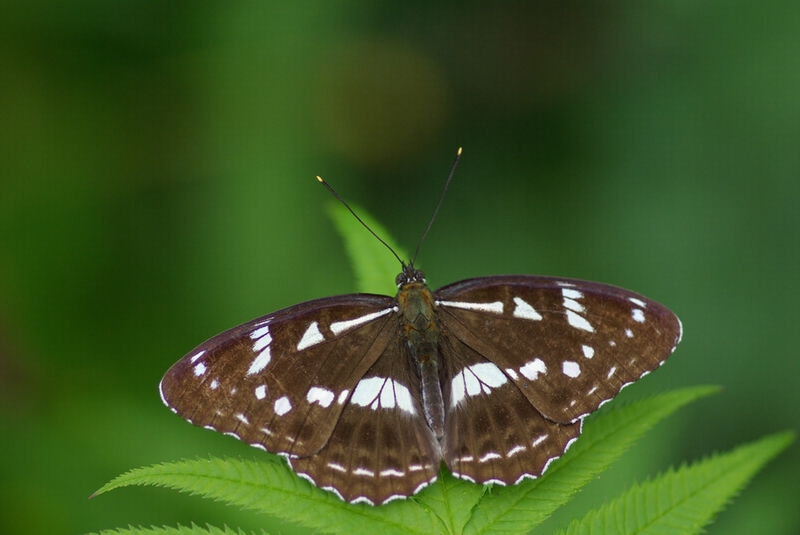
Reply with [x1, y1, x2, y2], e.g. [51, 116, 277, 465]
[159, 294, 396, 457]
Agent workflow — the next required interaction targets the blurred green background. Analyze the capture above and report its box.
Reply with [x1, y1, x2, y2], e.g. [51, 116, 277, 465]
[1, 2, 798, 534]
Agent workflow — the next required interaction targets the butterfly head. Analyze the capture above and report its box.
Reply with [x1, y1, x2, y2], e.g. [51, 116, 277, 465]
[396, 262, 426, 288]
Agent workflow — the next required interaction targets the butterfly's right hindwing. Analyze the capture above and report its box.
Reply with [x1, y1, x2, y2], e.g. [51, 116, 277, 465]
[289, 335, 441, 505]
[159, 294, 396, 457]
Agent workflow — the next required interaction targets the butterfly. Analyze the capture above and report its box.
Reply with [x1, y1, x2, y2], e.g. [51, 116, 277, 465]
[159, 153, 682, 505]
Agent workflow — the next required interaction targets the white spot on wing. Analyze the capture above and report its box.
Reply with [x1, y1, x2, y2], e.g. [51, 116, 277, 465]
[210, 378, 219, 390]
[505, 368, 519, 380]
[327, 462, 346, 472]
[507, 445, 526, 457]
[297, 321, 325, 350]
[520, 358, 547, 381]
[607, 366, 617, 378]
[254, 385, 267, 400]
[562, 288, 584, 300]
[330, 308, 393, 335]
[274, 396, 292, 415]
[246, 347, 271, 375]
[479, 452, 501, 463]
[582, 345, 595, 359]
[439, 300, 504, 314]
[190, 350, 206, 363]
[625, 328, 634, 338]
[473, 362, 507, 387]
[566, 310, 594, 332]
[563, 298, 585, 313]
[235, 413, 250, 425]
[353, 467, 375, 477]
[380, 468, 405, 477]
[450, 362, 509, 407]
[512, 297, 542, 320]
[307, 386, 335, 408]
[562, 361, 581, 378]
[250, 325, 270, 339]
[337, 389, 349, 404]
[628, 297, 646, 307]
[193, 362, 207, 376]
[532, 435, 548, 447]
[632, 309, 646, 323]
[351, 377, 415, 414]
[253, 331, 272, 352]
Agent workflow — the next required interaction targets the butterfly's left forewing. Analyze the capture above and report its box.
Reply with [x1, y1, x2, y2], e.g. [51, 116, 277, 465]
[436, 276, 682, 425]
[160, 294, 397, 457]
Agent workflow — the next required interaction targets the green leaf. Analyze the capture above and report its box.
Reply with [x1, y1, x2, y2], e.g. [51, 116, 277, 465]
[413, 465, 487, 534]
[95, 208, 741, 534]
[92, 456, 442, 535]
[90, 524, 259, 535]
[94, 388, 719, 535]
[328, 201, 408, 295]
[553, 431, 795, 535]
[461, 386, 721, 535]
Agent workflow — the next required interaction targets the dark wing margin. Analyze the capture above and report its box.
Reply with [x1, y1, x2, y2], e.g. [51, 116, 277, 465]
[159, 294, 397, 458]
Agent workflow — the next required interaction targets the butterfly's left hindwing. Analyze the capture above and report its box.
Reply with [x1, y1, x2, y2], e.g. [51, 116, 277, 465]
[438, 331, 582, 486]
[160, 294, 396, 457]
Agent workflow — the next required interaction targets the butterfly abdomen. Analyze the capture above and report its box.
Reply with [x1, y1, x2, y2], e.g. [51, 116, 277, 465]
[397, 281, 446, 439]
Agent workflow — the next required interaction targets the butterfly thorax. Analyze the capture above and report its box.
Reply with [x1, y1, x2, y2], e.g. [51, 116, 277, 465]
[395, 270, 446, 440]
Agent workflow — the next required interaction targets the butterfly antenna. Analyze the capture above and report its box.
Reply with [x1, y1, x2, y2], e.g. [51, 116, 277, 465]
[316, 176, 405, 267]
[411, 147, 462, 265]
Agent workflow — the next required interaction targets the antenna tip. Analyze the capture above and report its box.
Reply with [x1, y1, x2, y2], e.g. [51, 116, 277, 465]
[457, 147, 463, 155]
[316, 175, 324, 183]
